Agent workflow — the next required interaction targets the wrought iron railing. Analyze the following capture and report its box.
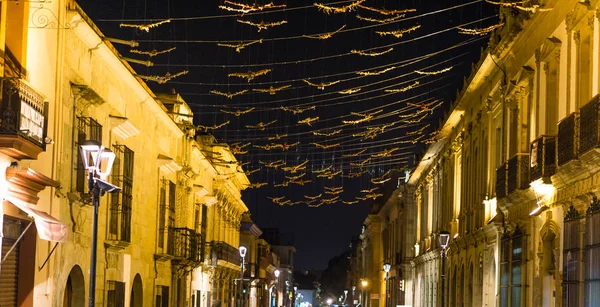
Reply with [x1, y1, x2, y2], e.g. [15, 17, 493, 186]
[211, 241, 241, 266]
[496, 162, 507, 198]
[579, 95, 600, 154]
[507, 154, 530, 194]
[0, 79, 47, 149]
[168, 228, 203, 265]
[558, 112, 579, 166]
[530, 135, 557, 182]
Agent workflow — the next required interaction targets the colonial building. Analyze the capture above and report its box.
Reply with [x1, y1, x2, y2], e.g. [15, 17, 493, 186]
[0, 1, 252, 307]
[404, 0, 600, 306]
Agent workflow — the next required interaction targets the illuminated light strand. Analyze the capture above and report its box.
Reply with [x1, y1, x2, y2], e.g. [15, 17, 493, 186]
[350, 47, 394, 57]
[244, 168, 260, 175]
[217, 39, 263, 53]
[245, 120, 277, 130]
[314, 165, 333, 174]
[268, 134, 288, 140]
[274, 181, 292, 187]
[253, 144, 279, 151]
[338, 88, 361, 94]
[220, 107, 255, 117]
[210, 89, 248, 99]
[317, 171, 342, 180]
[401, 113, 429, 125]
[322, 196, 340, 204]
[342, 170, 367, 178]
[230, 142, 251, 154]
[280, 105, 315, 114]
[406, 124, 430, 135]
[290, 179, 312, 186]
[268, 196, 286, 204]
[305, 194, 322, 200]
[282, 160, 309, 173]
[246, 182, 268, 189]
[458, 23, 504, 36]
[343, 148, 367, 157]
[219, 1, 286, 14]
[358, 193, 383, 200]
[275, 142, 300, 151]
[120, 19, 171, 32]
[136, 70, 188, 84]
[371, 177, 391, 184]
[304, 25, 347, 39]
[342, 200, 359, 204]
[313, 129, 342, 136]
[130, 46, 176, 57]
[252, 85, 291, 95]
[357, 5, 416, 15]
[356, 14, 405, 23]
[325, 189, 344, 195]
[350, 157, 372, 167]
[376, 25, 421, 38]
[356, 66, 396, 76]
[342, 110, 383, 125]
[352, 123, 396, 141]
[372, 147, 400, 158]
[314, 0, 366, 14]
[286, 173, 306, 181]
[415, 66, 453, 75]
[361, 187, 379, 193]
[484, 0, 552, 12]
[325, 186, 343, 191]
[236, 19, 288, 32]
[228, 69, 272, 82]
[298, 116, 320, 126]
[196, 120, 229, 132]
[311, 142, 341, 149]
[386, 81, 420, 93]
[303, 79, 341, 90]
[260, 160, 285, 169]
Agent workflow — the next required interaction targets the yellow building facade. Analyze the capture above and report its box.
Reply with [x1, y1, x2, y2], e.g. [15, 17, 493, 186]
[405, 0, 600, 306]
[0, 1, 250, 306]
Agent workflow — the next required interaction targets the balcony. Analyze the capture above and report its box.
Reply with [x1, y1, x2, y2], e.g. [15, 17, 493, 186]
[530, 135, 557, 182]
[496, 162, 507, 198]
[168, 228, 203, 268]
[0, 79, 48, 159]
[507, 154, 529, 194]
[580, 95, 600, 155]
[211, 241, 241, 266]
[558, 112, 579, 166]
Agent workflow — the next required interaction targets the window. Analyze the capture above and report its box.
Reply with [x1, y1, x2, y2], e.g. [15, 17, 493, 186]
[585, 201, 600, 305]
[499, 227, 526, 307]
[109, 145, 134, 242]
[155, 285, 169, 307]
[106, 280, 125, 307]
[563, 205, 582, 306]
[200, 204, 207, 262]
[168, 181, 176, 253]
[158, 178, 168, 249]
[74, 117, 102, 193]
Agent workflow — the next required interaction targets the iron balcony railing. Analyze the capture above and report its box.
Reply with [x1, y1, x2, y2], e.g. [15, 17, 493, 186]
[558, 112, 579, 166]
[530, 135, 557, 182]
[0, 79, 48, 150]
[211, 241, 241, 266]
[168, 228, 203, 266]
[507, 154, 530, 194]
[580, 95, 600, 155]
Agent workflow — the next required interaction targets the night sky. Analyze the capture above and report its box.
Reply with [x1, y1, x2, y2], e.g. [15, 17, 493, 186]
[78, 0, 497, 269]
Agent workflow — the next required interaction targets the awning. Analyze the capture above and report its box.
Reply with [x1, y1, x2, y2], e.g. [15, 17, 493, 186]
[5, 198, 68, 242]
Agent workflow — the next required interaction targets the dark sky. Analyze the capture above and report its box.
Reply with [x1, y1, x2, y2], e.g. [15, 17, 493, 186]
[78, 0, 497, 269]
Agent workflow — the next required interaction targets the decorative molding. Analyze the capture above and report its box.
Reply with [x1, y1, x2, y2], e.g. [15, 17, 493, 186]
[573, 30, 581, 45]
[564, 205, 582, 221]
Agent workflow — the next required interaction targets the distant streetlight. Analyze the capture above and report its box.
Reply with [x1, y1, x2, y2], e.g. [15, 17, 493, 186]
[80, 140, 120, 307]
[239, 246, 247, 307]
[439, 230, 451, 307]
[327, 298, 333, 306]
[383, 263, 391, 307]
[360, 279, 368, 307]
[361, 280, 368, 288]
[274, 269, 281, 307]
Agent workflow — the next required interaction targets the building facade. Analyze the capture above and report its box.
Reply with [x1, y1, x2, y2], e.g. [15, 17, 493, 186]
[0, 1, 253, 307]
[405, 0, 600, 306]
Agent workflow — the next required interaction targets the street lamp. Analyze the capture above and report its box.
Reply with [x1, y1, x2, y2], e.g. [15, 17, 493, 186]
[360, 280, 368, 307]
[383, 263, 391, 307]
[239, 246, 247, 307]
[439, 230, 451, 307]
[80, 140, 120, 307]
[327, 298, 333, 306]
[274, 269, 280, 307]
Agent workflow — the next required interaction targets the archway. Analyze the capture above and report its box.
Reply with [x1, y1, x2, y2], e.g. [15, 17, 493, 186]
[63, 265, 85, 307]
[131, 274, 143, 307]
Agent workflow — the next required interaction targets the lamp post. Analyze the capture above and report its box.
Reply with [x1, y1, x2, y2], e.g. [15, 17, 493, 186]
[239, 246, 247, 307]
[360, 279, 368, 307]
[438, 231, 450, 307]
[80, 140, 120, 307]
[274, 269, 280, 307]
[383, 263, 391, 307]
